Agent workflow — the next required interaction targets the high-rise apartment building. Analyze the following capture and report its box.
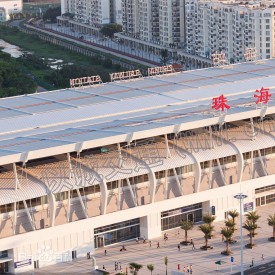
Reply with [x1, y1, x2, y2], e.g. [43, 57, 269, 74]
[186, 0, 275, 62]
[121, 0, 185, 47]
[61, 0, 122, 26]
[0, 0, 22, 21]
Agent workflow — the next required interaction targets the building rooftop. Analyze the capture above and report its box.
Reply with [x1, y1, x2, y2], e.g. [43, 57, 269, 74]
[0, 60, 274, 166]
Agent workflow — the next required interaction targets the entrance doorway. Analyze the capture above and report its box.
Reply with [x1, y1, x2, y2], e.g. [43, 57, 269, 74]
[0, 262, 9, 273]
[95, 236, 104, 248]
[187, 213, 194, 222]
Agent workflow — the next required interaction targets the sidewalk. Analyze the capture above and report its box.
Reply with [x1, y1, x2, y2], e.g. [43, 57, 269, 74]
[33, 203, 275, 274]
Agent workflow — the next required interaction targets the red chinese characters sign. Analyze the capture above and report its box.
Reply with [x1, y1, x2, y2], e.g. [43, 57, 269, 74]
[254, 87, 271, 104]
[212, 94, 230, 112]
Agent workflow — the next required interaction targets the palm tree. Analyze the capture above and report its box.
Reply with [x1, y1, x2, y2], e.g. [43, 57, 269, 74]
[203, 213, 216, 225]
[180, 220, 193, 244]
[199, 224, 214, 249]
[147, 264, 154, 275]
[221, 227, 234, 255]
[246, 211, 260, 237]
[243, 220, 259, 248]
[267, 214, 275, 240]
[228, 210, 239, 231]
[225, 218, 235, 242]
[129, 263, 143, 275]
[160, 49, 170, 65]
[164, 256, 168, 275]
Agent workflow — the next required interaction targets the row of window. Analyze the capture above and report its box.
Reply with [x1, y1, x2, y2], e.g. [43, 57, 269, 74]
[0, 196, 48, 214]
[255, 184, 275, 194]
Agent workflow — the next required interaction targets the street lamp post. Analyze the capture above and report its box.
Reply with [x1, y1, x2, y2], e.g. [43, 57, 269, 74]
[234, 193, 248, 275]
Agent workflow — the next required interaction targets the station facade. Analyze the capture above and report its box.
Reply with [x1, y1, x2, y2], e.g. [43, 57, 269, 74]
[0, 60, 274, 273]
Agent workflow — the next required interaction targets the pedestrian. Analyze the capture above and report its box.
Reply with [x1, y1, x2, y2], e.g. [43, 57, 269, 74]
[87, 252, 90, 259]
[136, 237, 139, 244]
[126, 266, 128, 275]
[157, 241, 160, 248]
[190, 239, 195, 250]
[183, 266, 186, 273]
[178, 244, 180, 251]
[103, 265, 106, 270]
[187, 265, 190, 273]
[178, 264, 180, 271]
[120, 262, 122, 270]
[190, 264, 193, 274]
[149, 240, 152, 247]
[262, 254, 264, 260]
[115, 262, 117, 271]
[104, 249, 107, 256]
[250, 258, 254, 267]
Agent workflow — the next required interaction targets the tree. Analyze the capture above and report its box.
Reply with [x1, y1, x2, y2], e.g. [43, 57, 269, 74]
[164, 256, 168, 275]
[199, 224, 214, 249]
[203, 213, 216, 225]
[221, 227, 234, 255]
[243, 220, 259, 248]
[180, 220, 193, 244]
[246, 211, 260, 237]
[267, 214, 275, 240]
[160, 49, 170, 65]
[147, 264, 154, 275]
[228, 210, 239, 230]
[129, 263, 143, 275]
[224, 218, 235, 242]
[100, 24, 122, 38]
[43, 7, 61, 23]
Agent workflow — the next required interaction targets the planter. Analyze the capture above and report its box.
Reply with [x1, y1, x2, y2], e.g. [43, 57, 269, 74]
[200, 246, 213, 250]
[225, 240, 237, 244]
[221, 251, 233, 255]
[245, 244, 255, 249]
[268, 237, 275, 242]
[180, 241, 190, 246]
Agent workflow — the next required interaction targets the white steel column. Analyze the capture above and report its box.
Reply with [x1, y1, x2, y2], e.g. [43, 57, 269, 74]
[23, 200, 36, 231]
[164, 134, 172, 159]
[121, 149, 156, 203]
[76, 188, 88, 218]
[73, 157, 108, 215]
[13, 202, 17, 235]
[257, 149, 268, 176]
[117, 143, 123, 168]
[164, 169, 168, 199]
[13, 163, 20, 190]
[209, 160, 213, 189]
[67, 153, 74, 179]
[126, 178, 137, 206]
[117, 179, 121, 210]
[216, 158, 226, 185]
[67, 190, 71, 222]
[172, 167, 183, 196]
[251, 151, 254, 179]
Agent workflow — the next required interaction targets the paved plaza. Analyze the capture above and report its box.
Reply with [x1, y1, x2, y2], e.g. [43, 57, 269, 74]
[29, 203, 275, 274]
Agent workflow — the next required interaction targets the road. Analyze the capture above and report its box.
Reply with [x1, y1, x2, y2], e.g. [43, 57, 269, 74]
[233, 260, 275, 274]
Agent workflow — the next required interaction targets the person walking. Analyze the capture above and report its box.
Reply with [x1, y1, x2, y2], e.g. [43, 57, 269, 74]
[115, 262, 117, 271]
[104, 249, 107, 256]
[183, 266, 186, 273]
[190, 264, 193, 274]
[187, 265, 190, 273]
[190, 239, 195, 250]
[103, 265, 106, 270]
[157, 242, 160, 248]
[178, 244, 180, 251]
[149, 240, 152, 247]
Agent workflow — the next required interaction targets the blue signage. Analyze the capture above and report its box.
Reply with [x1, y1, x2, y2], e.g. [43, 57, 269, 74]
[244, 202, 253, 213]
[14, 259, 32, 268]
[230, 256, 234, 263]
